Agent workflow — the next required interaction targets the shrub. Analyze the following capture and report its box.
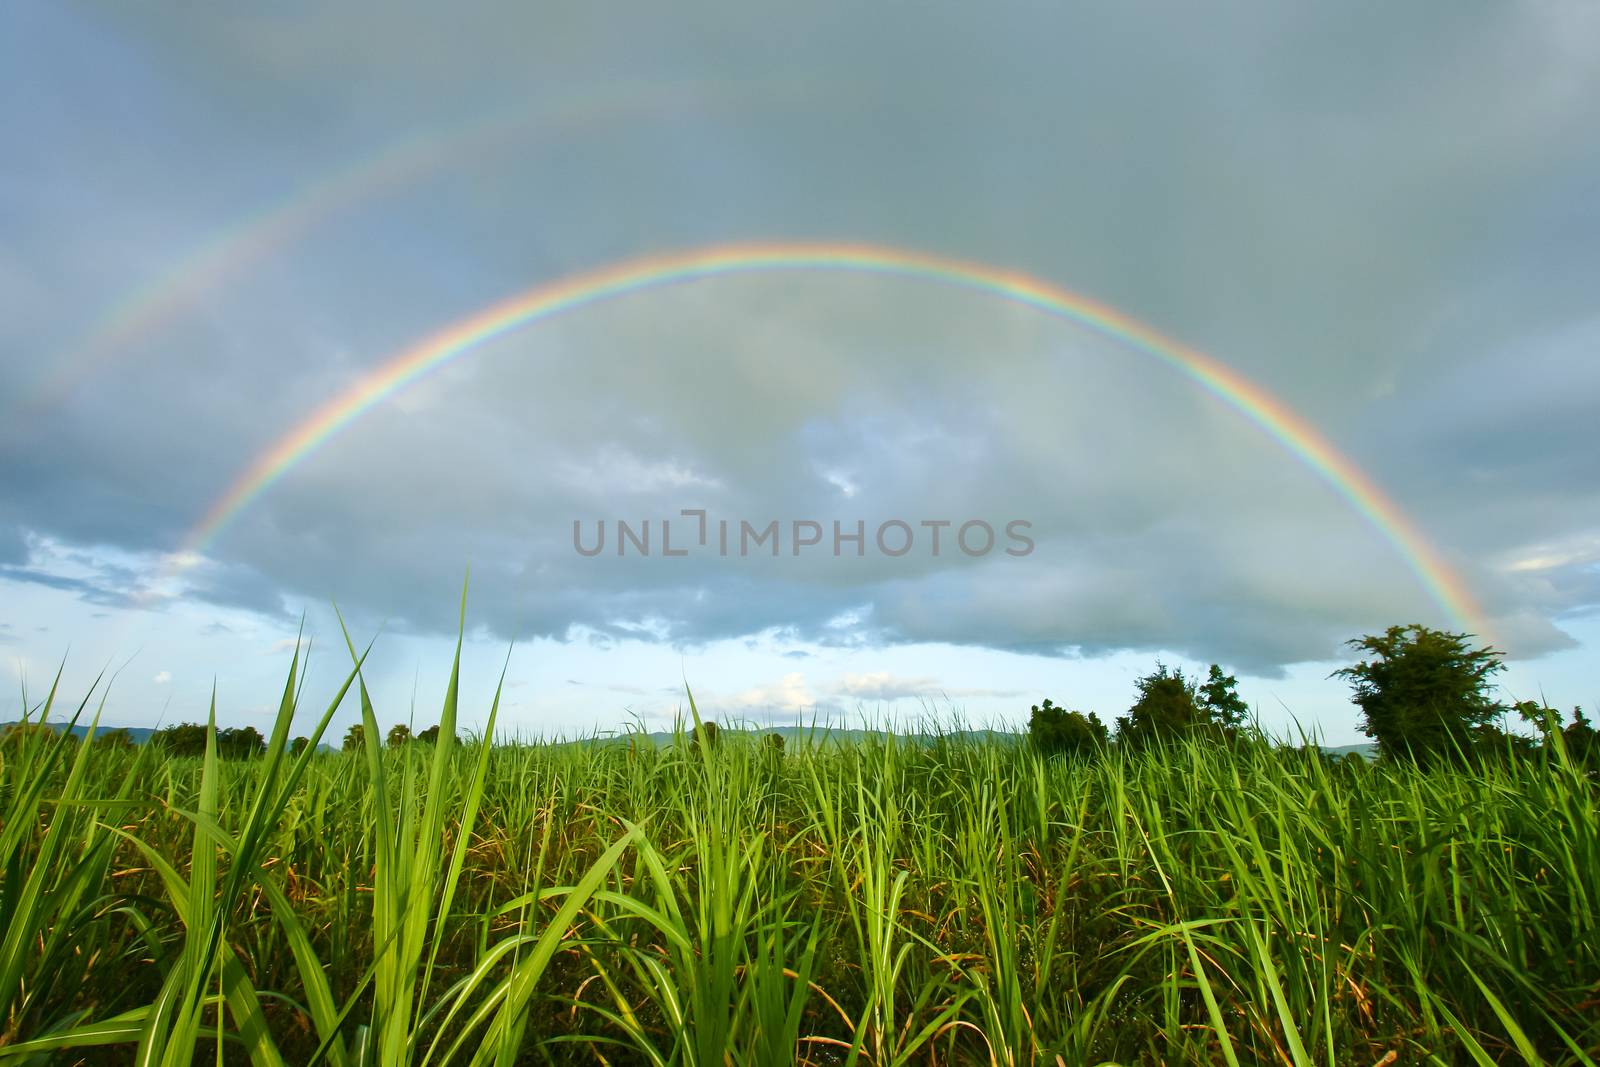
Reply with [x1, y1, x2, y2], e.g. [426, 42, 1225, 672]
[691, 720, 720, 750]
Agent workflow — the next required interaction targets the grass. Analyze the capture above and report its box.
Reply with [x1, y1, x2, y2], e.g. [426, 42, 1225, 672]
[0, 616, 1596, 1064]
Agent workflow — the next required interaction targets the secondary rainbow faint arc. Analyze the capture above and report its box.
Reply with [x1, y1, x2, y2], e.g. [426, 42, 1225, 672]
[178, 241, 1490, 637]
[15, 75, 805, 422]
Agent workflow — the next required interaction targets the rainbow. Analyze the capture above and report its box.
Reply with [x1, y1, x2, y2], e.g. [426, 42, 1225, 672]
[176, 241, 1489, 637]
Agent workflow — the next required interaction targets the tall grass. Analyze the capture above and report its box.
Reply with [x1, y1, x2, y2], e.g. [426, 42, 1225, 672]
[0, 629, 1595, 1064]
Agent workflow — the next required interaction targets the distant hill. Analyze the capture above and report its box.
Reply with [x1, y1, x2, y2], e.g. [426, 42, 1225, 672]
[1319, 742, 1379, 760]
[0, 721, 161, 744]
[561, 725, 1027, 749]
[2, 719, 1381, 758]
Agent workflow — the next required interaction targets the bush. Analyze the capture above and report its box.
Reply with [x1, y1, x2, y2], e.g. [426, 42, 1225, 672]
[691, 721, 720, 750]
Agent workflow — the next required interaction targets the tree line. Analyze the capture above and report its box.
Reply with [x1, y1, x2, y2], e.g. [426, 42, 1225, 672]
[1029, 623, 1598, 766]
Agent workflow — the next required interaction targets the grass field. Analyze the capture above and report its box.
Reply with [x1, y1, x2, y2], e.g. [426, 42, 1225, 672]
[2, 634, 1596, 1066]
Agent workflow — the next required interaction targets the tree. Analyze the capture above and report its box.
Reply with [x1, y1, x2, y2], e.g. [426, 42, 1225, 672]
[416, 725, 442, 745]
[0, 722, 71, 753]
[387, 723, 412, 748]
[1564, 707, 1598, 768]
[1332, 625, 1505, 766]
[342, 723, 365, 752]
[151, 723, 208, 758]
[1515, 701, 1598, 767]
[290, 736, 313, 757]
[92, 727, 135, 750]
[1115, 663, 1204, 748]
[1199, 664, 1249, 731]
[217, 726, 265, 759]
[1028, 699, 1107, 758]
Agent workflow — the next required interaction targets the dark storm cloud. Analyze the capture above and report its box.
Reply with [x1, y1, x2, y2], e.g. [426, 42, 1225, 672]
[1, 1, 1597, 669]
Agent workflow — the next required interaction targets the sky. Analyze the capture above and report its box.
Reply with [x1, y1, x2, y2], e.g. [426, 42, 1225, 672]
[2, 2, 1597, 746]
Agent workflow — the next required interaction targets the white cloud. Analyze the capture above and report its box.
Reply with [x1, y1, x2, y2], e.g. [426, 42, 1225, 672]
[153, 670, 171, 684]
[727, 672, 815, 715]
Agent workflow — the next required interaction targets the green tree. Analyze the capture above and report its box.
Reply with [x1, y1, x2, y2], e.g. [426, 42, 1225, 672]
[217, 726, 265, 759]
[1332, 624, 1505, 766]
[1564, 707, 1598, 767]
[1515, 701, 1598, 767]
[1199, 664, 1249, 730]
[92, 727, 135, 750]
[150, 722, 208, 758]
[1027, 699, 1107, 758]
[289, 736, 312, 757]
[387, 723, 412, 748]
[0, 722, 68, 753]
[342, 723, 365, 752]
[416, 724, 442, 744]
[1115, 663, 1204, 748]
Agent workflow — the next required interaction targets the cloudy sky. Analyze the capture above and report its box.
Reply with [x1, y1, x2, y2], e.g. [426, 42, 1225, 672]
[2, 3, 1597, 745]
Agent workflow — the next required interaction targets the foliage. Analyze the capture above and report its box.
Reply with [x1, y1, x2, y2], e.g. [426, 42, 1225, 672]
[216, 724, 265, 759]
[1115, 663, 1205, 747]
[151, 721, 208, 757]
[691, 719, 720, 750]
[415, 724, 442, 744]
[1333, 624, 1506, 765]
[386, 722, 412, 747]
[1199, 664, 1250, 730]
[1027, 698, 1107, 757]
[342, 722, 365, 752]
[1565, 706, 1599, 766]
[149, 722, 264, 759]
[1516, 701, 1599, 768]
[290, 736, 312, 757]
[91, 727, 135, 750]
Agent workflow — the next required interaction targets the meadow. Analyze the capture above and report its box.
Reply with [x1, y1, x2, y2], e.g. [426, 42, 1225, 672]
[1, 636, 1596, 1066]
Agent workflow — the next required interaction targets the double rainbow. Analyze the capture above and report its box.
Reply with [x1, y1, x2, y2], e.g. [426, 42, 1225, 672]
[177, 241, 1488, 638]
